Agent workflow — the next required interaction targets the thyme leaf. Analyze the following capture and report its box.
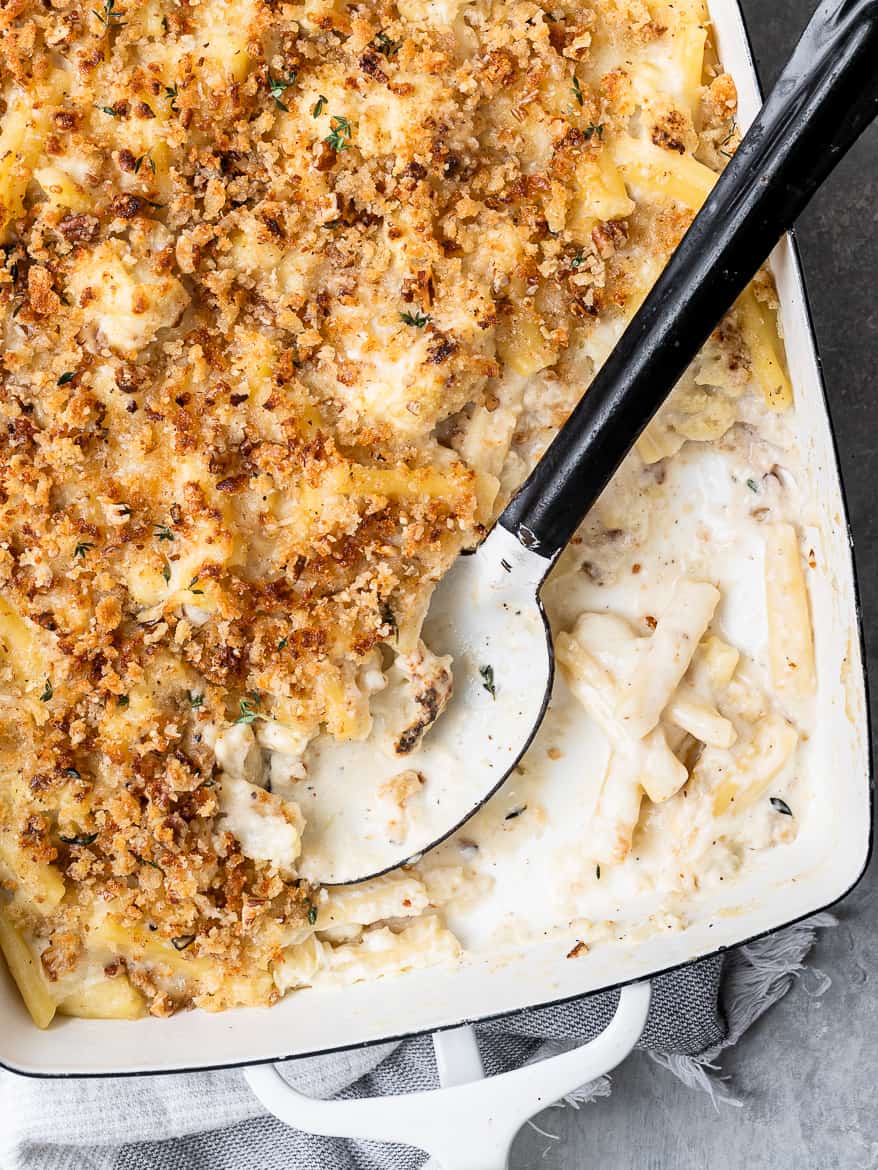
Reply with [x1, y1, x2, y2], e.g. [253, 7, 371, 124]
[770, 796, 793, 816]
[572, 75, 583, 106]
[59, 832, 98, 846]
[40, 680, 53, 702]
[311, 94, 327, 118]
[479, 664, 496, 699]
[399, 309, 430, 327]
[268, 70, 297, 111]
[307, 904, 318, 925]
[235, 695, 261, 724]
[719, 119, 737, 160]
[93, 0, 125, 27]
[324, 115, 353, 152]
[74, 540, 94, 559]
[373, 31, 402, 56]
[57, 371, 76, 385]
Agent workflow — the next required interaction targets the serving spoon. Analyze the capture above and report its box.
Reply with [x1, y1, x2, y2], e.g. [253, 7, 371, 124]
[296, 0, 878, 885]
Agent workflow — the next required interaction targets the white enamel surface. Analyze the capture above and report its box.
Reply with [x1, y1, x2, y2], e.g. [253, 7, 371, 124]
[0, 0, 869, 1078]
[245, 983, 651, 1170]
[297, 527, 554, 884]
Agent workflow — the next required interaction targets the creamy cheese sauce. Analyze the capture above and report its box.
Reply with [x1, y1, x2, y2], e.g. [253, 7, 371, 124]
[418, 421, 811, 953]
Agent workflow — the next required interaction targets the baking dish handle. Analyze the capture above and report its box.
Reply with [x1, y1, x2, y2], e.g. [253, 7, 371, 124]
[244, 980, 650, 1170]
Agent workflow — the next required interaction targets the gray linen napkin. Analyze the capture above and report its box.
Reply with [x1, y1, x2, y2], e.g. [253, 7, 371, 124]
[0, 913, 831, 1170]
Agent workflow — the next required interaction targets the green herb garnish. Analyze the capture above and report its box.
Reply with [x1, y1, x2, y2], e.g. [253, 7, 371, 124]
[161, 563, 171, 583]
[96, 105, 120, 118]
[135, 854, 163, 872]
[399, 309, 430, 327]
[379, 601, 397, 639]
[188, 576, 203, 595]
[277, 637, 288, 651]
[235, 695, 261, 725]
[155, 523, 174, 541]
[719, 119, 737, 160]
[164, 84, 179, 111]
[324, 115, 353, 152]
[770, 796, 793, 816]
[117, 694, 130, 707]
[171, 935, 195, 951]
[583, 121, 604, 140]
[373, 31, 402, 56]
[134, 152, 156, 175]
[57, 371, 76, 386]
[268, 70, 297, 112]
[311, 94, 327, 118]
[40, 680, 53, 702]
[65, 768, 81, 779]
[746, 478, 759, 492]
[572, 75, 583, 106]
[479, 664, 496, 699]
[60, 832, 98, 846]
[504, 805, 526, 820]
[187, 691, 204, 709]
[74, 541, 94, 559]
[93, 0, 125, 27]
[571, 251, 585, 269]
[307, 904, 318, 925]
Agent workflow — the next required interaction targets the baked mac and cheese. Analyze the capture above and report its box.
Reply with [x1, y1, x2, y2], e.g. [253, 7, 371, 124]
[0, 0, 810, 1025]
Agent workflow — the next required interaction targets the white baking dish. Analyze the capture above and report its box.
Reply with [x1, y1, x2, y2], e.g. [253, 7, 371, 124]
[0, 0, 871, 1082]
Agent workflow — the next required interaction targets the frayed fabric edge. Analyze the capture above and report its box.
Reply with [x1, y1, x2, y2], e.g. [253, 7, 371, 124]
[649, 911, 836, 1106]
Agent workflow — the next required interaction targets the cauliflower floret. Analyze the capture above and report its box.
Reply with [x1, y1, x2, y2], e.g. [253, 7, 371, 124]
[68, 226, 189, 356]
[219, 774, 305, 873]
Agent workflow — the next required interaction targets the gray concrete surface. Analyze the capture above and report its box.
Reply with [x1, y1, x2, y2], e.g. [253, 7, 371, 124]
[510, 3, 878, 1167]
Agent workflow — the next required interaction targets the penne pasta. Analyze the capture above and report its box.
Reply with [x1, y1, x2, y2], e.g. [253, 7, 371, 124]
[764, 524, 817, 716]
[0, 913, 56, 1029]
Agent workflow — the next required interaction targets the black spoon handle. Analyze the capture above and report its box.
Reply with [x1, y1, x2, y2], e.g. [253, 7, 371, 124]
[499, 0, 878, 563]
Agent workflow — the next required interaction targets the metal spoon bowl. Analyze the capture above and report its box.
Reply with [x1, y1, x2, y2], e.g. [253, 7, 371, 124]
[296, 528, 552, 884]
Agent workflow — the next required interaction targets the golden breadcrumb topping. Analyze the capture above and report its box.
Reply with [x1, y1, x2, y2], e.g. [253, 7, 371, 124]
[0, 0, 782, 1019]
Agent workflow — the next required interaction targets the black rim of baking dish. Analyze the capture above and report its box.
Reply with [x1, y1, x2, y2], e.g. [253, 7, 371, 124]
[1, 5, 874, 1081]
